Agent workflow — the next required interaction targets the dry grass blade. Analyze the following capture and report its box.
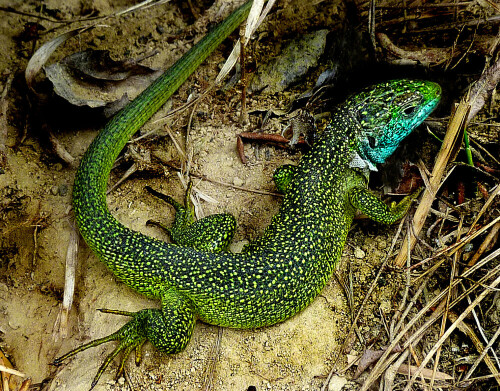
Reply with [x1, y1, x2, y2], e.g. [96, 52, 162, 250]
[0, 353, 26, 391]
[446, 215, 500, 257]
[47, 129, 75, 166]
[466, 221, 500, 268]
[466, 184, 500, 236]
[359, 251, 500, 391]
[53, 224, 79, 341]
[107, 163, 138, 194]
[164, 126, 187, 162]
[0, 365, 24, 378]
[402, 273, 500, 391]
[115, 0, 171, 17]
[430, 215, 463, 388]
[463, 320, 500, 384]
[389, 221, 412, 339]
[448, 310, 500, 386]
[17, 379, 31, 391]
[202, 327, 223, 391]
[216, 0, 276, 84]
[155, 158, 282, 197]
[321, 218, 406, 391]
[394, 99, 470, 267]
[384, 349, 410, 390]
[395, 53, 500, 267]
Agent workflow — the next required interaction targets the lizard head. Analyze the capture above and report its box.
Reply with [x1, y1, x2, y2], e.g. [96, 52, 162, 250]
[346, 79, 441, 171]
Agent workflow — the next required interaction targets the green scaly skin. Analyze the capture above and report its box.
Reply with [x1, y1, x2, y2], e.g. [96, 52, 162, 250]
[53, 0, 441, 388]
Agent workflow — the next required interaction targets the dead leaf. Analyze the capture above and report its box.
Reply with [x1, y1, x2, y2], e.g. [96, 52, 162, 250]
[25, 27, 86, 91]
[354, 346, 402, 378]
[398, 364, 453, 381]
[44, 49, 162, 115]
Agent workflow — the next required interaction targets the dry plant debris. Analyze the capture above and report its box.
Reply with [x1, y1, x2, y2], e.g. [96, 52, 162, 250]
[318, 1, 500, 390]
[0, 0, 498, 390]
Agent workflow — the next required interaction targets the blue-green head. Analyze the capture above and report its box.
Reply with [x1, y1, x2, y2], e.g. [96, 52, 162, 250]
[344, 79, 441, 170]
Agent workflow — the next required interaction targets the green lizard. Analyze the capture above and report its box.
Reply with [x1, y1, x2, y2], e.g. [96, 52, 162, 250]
[53, 0, 441, 388]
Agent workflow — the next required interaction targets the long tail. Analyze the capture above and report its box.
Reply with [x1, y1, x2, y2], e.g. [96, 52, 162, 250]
[73, 1, 252, 268]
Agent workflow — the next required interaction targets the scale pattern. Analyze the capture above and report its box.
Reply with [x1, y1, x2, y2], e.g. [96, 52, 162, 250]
[57, 0, 441, 387]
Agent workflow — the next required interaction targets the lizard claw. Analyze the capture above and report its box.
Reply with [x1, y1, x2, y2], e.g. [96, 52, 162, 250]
[52, 303, 195, 389]
[52, 309, 148, 390]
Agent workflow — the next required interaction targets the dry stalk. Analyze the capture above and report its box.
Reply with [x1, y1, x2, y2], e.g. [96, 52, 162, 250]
[402, 273, 500, 391]
[467, 221, 500, 268]
[463, 320, 500, 384]
[412, 215, 500, 273]
[359, 250, 500, 390]
[155, 159, 282, 197]
[321, 217, 406, 391]
[202, 327, 223, 391]
[52, 223, 79, 341]
[394, 99, 469, 267]
[449, 310, 500, 385]
[395, 55, 500, 267]
[447, 215, 500, 257]
[18, 378, 31, 391]
[383, 349, 410, 391]
[0, 364, 25, 378]
[106, 163, 138, 195]
[430, 215, 463, 388]
[389, 222, 412, 340]
[466, 184, 500, 237]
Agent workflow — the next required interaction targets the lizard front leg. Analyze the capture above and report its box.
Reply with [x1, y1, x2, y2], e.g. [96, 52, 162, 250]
[349, 187, 422, 224]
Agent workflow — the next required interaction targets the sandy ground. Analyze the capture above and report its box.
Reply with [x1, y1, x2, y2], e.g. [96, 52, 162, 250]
[0, 1, 428, 390]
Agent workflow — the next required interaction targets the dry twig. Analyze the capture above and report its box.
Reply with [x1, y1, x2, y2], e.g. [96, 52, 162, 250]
[359, 249, 500, 390]
[0, 73, 14, 168]
[394, 99, 469, 267]
[52, 224, 79, 340]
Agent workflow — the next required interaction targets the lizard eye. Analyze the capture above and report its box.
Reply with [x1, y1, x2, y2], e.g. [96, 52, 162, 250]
[403, 105, 417, 116]
[367, 136, 377, 148]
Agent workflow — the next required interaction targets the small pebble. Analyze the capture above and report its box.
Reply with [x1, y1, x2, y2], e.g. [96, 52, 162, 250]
[354, 247, 365, 259]
[59, 183, 69, 196]
[377, 239, 387, 250]
[229, 240, 249, 253]
[328, 375, 348, 391]
[233, 177, 244, 187]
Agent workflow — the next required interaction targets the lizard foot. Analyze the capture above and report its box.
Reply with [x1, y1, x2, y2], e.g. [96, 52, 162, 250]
[146, 182, 236, 252]
[53, 304, 195, 390]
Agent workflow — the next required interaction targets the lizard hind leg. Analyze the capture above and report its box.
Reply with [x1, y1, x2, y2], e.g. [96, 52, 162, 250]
[146, 182, 236, 252]
[52, 291, 196, 390]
